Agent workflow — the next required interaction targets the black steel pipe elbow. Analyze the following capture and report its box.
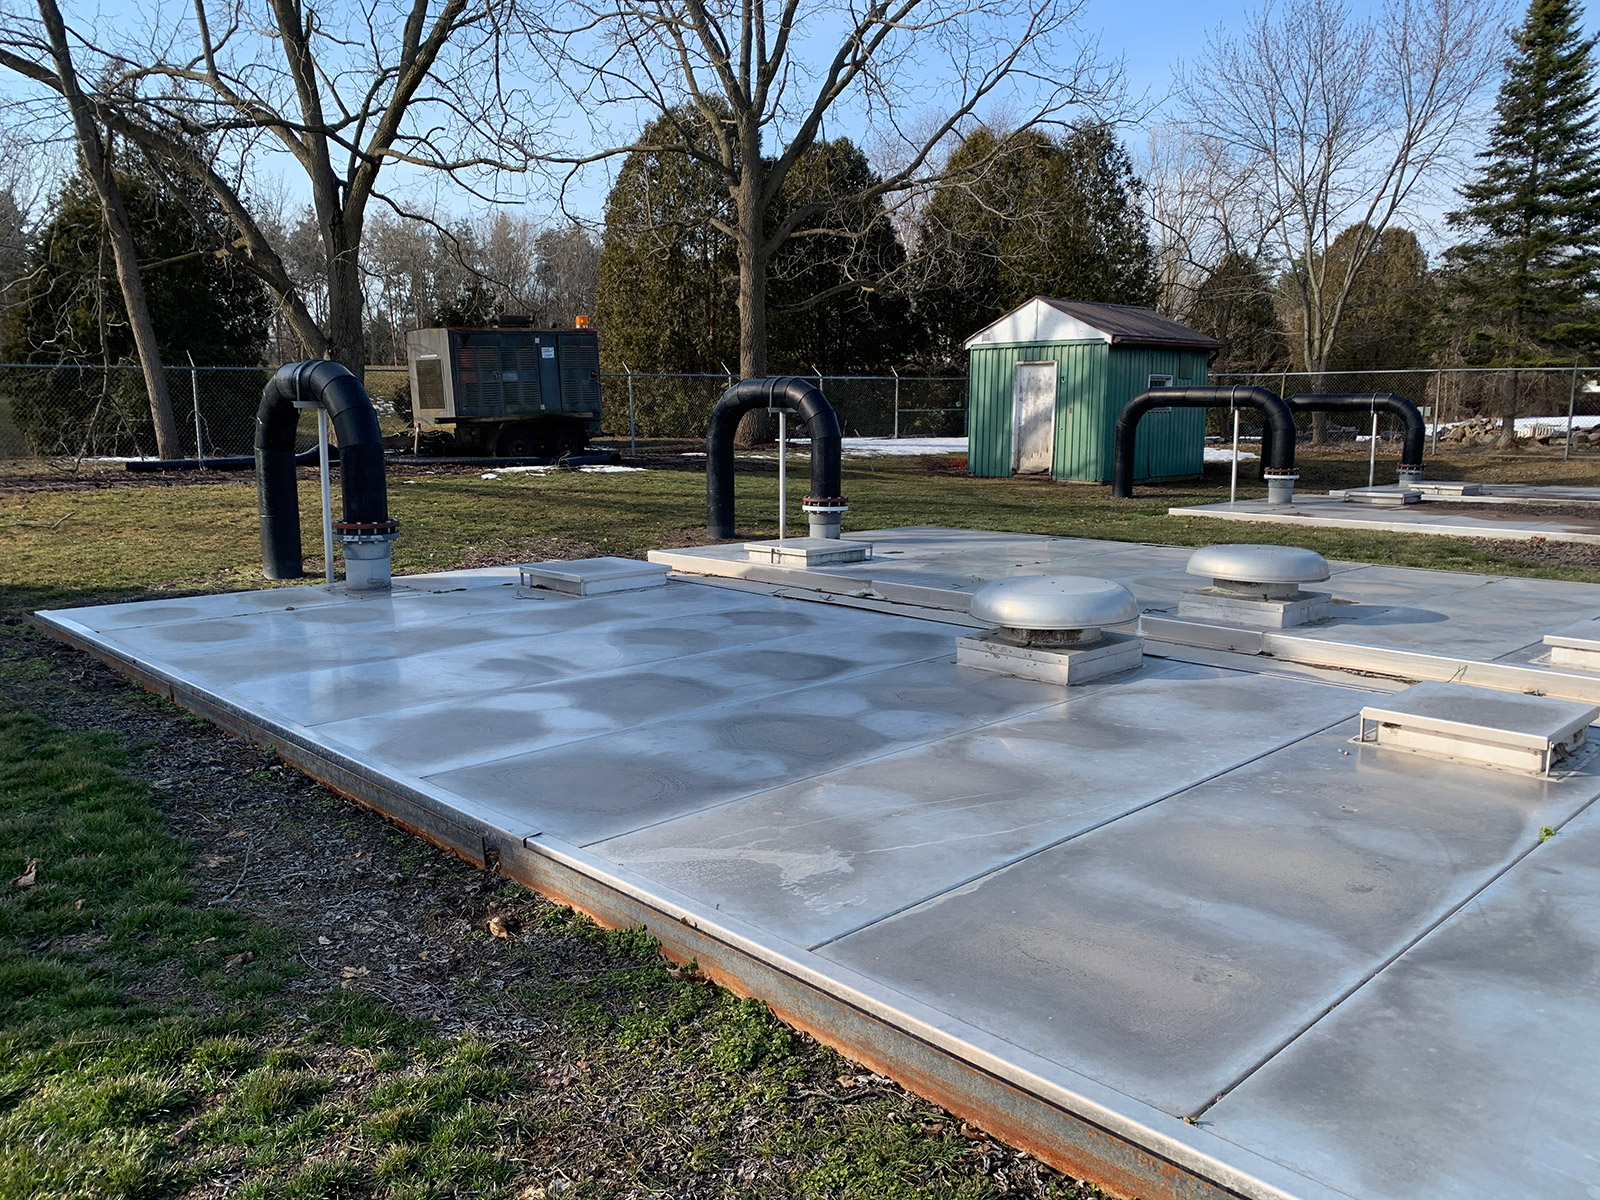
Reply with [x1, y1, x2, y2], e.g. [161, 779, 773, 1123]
[1112, 386, 1295, 499]
[706, 376, 844, 539]
[1262, 394, 1426, 477]
[255, 360, 393, 580]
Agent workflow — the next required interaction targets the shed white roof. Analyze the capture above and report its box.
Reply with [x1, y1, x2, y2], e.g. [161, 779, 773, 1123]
[963, 297, 1220, 352]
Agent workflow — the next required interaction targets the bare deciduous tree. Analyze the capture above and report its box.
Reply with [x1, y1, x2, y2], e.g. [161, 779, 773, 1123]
[33, 0, 180, 455]
[1140, 124, 1275, 322]
[0, 0, 537, 375]
[1179, 0, 1504, 397]
[536, 0, 1118, 433]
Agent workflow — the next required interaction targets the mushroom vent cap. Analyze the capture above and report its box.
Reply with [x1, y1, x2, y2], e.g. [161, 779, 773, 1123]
[969, 575, 1138, 631]
[1185, 544, 1330, 586]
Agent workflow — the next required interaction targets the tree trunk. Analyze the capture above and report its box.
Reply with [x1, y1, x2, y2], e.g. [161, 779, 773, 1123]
[1309, 366, 1329, 446]
[1498, 369, 1520, 449]
[732, 160, 775, 449]
[325, 221, 367, 377]
[38, 0, 180, 458]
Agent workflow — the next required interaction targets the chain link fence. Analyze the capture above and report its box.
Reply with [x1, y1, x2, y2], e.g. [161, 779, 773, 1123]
[0, 363, 966, 463]
[15, 361, 1590, 468]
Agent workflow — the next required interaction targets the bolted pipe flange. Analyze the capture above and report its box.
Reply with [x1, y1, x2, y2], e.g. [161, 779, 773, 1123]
[802, 495, 848, 540]
[1396, 463, 1425, 486]
[1263, 469, 1299, 506]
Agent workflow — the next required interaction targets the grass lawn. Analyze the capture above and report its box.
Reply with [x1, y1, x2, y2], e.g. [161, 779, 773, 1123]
[1, 442, 1598, 1199]
[6, 444, 1600, 614]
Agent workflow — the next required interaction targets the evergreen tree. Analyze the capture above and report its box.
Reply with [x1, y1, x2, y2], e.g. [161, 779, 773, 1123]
[1279, 225, 1434, 373]
[595, 108, 741, 378]
[766, 138, 916, 374]
[4, 166, 270, 367]
[1443, 0, 1600, 369]
[915, 123, 1158, 365]
[4, 162, 271, 455]
[596, 110, 915, 430]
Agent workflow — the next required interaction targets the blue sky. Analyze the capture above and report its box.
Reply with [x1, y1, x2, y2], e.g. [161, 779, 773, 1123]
[17, 0, 1591, 228]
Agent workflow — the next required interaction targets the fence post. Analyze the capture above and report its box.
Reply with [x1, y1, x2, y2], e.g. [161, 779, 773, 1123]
[1368, 407, 1379, 487]
[1432, 370, 1440, 456]
[1566, 359, 1579, 460]
[891, 366, 900, 439]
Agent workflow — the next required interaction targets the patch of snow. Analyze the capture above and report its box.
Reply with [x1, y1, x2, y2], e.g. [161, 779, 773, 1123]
[483, 464, 646, 477]
[1204, 447, 1259, 462]
[787, 436, 967, 457]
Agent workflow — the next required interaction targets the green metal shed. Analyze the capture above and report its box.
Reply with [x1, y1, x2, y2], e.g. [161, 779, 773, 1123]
[964, 298, 1219, 482]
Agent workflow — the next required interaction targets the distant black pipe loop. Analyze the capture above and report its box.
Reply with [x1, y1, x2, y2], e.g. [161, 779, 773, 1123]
[706, 376, 844, 539]
[1260, 393, 1426, 480]
[1112, 386, 1295, 500]
[255, 360, 393, 580]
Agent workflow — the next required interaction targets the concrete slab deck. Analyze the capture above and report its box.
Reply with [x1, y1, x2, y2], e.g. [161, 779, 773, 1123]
[35, 534, 1600, 1200]
[1169, 495, 1600, 544]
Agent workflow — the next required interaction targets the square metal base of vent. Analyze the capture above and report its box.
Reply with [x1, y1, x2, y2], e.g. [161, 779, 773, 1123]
[956, 629, 1144, 686]
[743, 537, 871, 566]
[1358, 681, 1599, 775]
[517, 557, 670, 596]
[1178, 590, 1332, 629]
[1545, 631, 1600, 673]
[1341, 487, 1422, 507]
[1412, 480, 1483, 496]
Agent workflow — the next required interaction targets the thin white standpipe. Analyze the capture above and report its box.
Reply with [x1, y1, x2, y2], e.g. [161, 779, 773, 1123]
[188, 352, 202, 465]
[1368, 408, 1379, 488]
[318, 408, 334, 586]
[777, 409, 787, 541]
[1230, 407, 1240, 505]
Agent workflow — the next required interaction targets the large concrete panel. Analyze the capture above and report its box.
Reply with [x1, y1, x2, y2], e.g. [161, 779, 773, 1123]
[823, 725, 1600, 1117]
[1207, 800, 1600, 1200]
[599, 665, 1365, 947]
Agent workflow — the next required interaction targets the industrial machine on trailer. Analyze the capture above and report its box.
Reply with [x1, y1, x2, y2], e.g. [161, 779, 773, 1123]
[404, 317, 601, 457]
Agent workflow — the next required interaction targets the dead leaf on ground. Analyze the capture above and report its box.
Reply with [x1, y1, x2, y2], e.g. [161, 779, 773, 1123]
[340, 966, 371, 978]
[222, 950, 256, 970]
[198, 854, 235, 867]
[225, 829, 249, 839]
[317, 935, 332, 946]
[169, 1117, 197, 1146]
[73, 898, 85, 910]
[487, 913, 520, 939]
[10, 858, 41, 889]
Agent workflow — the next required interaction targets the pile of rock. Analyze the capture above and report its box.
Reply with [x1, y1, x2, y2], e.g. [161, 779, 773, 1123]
[1435, 417, 1510, 447]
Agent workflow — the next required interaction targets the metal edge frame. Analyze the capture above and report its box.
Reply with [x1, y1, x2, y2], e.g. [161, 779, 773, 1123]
[27, 607, 1356, 1200]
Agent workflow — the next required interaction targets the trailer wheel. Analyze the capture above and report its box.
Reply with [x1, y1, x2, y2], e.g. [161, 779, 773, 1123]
[495, 422, 540, 457]
[551, 422, 587, 457]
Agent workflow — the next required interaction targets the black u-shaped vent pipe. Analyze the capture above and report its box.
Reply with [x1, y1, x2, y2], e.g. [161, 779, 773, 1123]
[1112, 386, 1297, 500]
[1259, 394, 1426, 481]
[706, 376, 845, 539]
[256, 360, 396, 584]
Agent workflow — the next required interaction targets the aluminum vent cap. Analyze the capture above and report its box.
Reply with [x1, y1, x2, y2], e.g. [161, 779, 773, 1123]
[969, 575, 1138, 631]
[1186, 544, 1329, 585]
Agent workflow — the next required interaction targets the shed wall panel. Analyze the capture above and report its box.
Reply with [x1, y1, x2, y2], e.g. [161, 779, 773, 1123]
[966, 343, 1108, 478]
[1107, 348, 1210, 481]
[967, 343, 1209, 482]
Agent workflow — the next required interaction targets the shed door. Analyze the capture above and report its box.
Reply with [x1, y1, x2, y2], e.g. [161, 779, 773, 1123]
[1012, 361, 1058, 474]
